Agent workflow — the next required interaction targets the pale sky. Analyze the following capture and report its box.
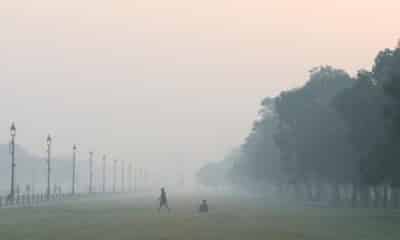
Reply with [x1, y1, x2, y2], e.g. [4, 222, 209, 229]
[0, 0, 399, 180]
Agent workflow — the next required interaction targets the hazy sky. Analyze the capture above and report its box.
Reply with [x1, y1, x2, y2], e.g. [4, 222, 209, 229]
[0, 0, 399, 177]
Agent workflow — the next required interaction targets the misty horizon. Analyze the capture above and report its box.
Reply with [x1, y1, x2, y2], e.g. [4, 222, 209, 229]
[1, 0, 400, 188]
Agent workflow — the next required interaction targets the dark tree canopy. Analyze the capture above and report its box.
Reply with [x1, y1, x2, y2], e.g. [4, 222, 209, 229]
[197, 45, 400, 207]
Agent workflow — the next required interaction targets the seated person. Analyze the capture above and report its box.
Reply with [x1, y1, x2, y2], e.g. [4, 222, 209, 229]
[199, 200, 209, 213]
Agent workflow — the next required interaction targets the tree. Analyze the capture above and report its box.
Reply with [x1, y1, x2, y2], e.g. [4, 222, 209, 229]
[273, 66, 353, 202]
[333, 70, 387, 207]
[197, 44, 400, 209]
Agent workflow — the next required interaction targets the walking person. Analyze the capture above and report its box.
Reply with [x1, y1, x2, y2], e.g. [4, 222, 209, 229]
[199, 200, 209, 213]
[158, 187, 170, 213]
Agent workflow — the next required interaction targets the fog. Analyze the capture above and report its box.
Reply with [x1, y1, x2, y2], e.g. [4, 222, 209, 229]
[0, 0, 399, 192]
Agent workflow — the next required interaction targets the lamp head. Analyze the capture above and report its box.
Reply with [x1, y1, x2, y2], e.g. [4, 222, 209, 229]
[10, 122, 16, 137]
[46, 134, 52, 145]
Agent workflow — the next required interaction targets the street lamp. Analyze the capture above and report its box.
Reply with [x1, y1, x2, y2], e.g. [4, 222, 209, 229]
[46, 134, 52, 200]
[128, 161, 132, 192]
[121, 160, 125, 193]
[113, 160, 117, 193]
[102, 155, 106, 193]
[9, 122, 16, 201]
[89, 152, 93, 193]
[72, 144, 77, 195]
[134, 161, 137, 193]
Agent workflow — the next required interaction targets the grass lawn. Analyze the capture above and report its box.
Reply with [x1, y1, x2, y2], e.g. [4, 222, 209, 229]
[0, 194, 399, 240]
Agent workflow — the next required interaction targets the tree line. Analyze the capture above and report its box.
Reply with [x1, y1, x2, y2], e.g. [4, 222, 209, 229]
[197, 44, 400, 208]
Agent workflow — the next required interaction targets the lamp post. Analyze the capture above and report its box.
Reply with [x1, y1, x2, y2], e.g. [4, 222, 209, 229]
[181, 160, 185, 188]
[113, 160, 117, 193]
[140, 168, 146, 189]
[89, 152, 93, 193]
[9, 123, 16, 201]
[102, 155, 106, 193]
[46, 134, 52, 200]
[134, 162, 137, 193]
[128, 161, 132, 192]
[144, 169, 148, 189]
[72, 144, 77, 195]
[121, 160, 125, 193]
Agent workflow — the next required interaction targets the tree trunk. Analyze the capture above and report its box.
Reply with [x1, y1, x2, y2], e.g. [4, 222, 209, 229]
[306, 182, 313, 202]
[288, 184, 295, 201]
[373, 186, 379, 208]
[314, 181, 322, 202]
[277, 183, 284, 199]
[294, 182, 302, 202]
[383, 185, 389, 209]
[360, 184, 370, 208]
[392, 188, 400, 209]
[351, 182, 358, 208]
[332, 183, 341, 207]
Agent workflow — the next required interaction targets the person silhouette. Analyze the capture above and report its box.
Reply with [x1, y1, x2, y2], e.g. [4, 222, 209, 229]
[158, 187, 170, 213]
[199, 200, 209, 213]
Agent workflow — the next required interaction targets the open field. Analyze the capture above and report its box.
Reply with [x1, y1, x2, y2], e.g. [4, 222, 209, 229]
[0, 194, 400, 240]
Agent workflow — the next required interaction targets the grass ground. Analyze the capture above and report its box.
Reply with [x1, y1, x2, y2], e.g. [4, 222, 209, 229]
[0, 194, 399, 240]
